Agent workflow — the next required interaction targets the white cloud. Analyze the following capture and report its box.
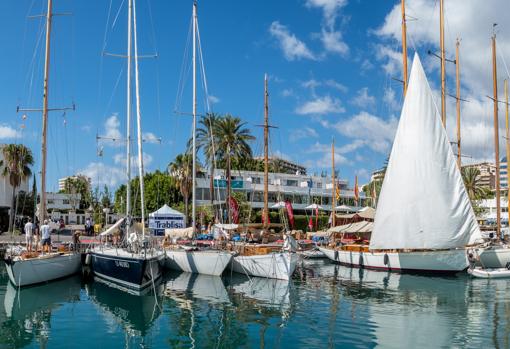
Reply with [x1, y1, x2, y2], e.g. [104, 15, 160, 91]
[78, 162, 126, 187]
[142, 132, 160, 144]
[281, 88, 294, 97]
[302, 79, 321, 90]
[0, 125, 21, 139]
[269, 21, 316, 61]
[113, 152, 154, 168]
[296, 95, 345, 115]
[305, 0, 349, 56]
[101, 114, 124, 147]
[324, 79, 348, 93]
[289, 127, 319, 142]
[333, 111, 398, 154]
[351, 87, 376, 108]
[208, 95, 220, 104]
[383, 87, 401, 111]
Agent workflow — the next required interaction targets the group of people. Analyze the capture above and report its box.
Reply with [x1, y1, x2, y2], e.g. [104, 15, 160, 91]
[24, 218, 52, 253]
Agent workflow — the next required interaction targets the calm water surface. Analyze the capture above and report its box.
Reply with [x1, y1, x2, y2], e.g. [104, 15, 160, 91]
[0, 259, 509, 348]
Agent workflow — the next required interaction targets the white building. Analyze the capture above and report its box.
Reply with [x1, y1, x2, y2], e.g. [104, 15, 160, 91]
[479, 198, 510, 224]
[58, 175, 91, 192]
[195, 169, 366, 212]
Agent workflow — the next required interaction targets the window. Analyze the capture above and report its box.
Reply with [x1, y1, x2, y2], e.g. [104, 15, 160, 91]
[63, 199, 70, 204]
[252, 177, 262, 184]
[286, 179, 298, 187]
[316, 182, 322, 189]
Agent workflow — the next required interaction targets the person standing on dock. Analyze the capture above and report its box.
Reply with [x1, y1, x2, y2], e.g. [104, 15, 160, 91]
[24, 218, 34, 252]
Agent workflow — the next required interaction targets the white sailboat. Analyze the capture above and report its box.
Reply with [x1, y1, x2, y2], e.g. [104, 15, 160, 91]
[163, 2, 233, 276]
[227, 74, 298, 281]
[88, 0, 164, 291]
[4, 0, 81, 287]
[320, 53, 482, 273]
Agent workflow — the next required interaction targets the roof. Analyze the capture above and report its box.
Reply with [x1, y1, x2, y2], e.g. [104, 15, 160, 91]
[149, 204, 184, 217]
[328, 220, 373, 234]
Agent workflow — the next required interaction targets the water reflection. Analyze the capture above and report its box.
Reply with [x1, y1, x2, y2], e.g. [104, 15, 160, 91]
[0, 273, 81, 348]
[1, 261, 510, 348]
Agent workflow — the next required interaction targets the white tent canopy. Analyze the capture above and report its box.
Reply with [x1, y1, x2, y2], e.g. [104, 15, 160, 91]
[149, 204, 185, 235]
[271, 202, 286, 209]
[305, 204, 323, 210]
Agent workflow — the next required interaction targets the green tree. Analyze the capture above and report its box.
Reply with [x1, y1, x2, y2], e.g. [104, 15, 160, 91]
[168, 154, 194, 225]
[461, 167, 487, 201]
[192, 113, 220, 205]
[61, 175, 91, 209]
[0, 144, 34, 232]
[215, 114, 255, 222]
[101, 185, 111, 209]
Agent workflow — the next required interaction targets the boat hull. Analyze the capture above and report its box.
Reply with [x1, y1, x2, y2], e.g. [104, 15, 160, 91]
[318, 247, 468, 273]
[468, 267, 510, 278]
[229, 252, 298, 280]
[477, 246, 510, 268]
[5, 253, 82, 287]
[90, 249, 164, 291]
[164, 249, 232, 276]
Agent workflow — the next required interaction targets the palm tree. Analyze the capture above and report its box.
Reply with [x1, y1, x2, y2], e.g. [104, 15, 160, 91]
[461, 167, 486, 201]
[215, 114, 255, 222]
[0, 144, 34, 232]
[191, 113, 220, 205]
[168, 153, 193, 225]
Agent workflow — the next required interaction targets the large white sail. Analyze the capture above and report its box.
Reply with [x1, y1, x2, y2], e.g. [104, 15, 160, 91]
[369, 53, 482, 250]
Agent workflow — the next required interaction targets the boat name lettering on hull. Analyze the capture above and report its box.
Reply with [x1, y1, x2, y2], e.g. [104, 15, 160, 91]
[114, 260, 130, 268]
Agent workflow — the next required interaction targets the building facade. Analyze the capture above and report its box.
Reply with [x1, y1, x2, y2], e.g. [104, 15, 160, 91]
[195, 169, 366, 212]
[501, 157, 508, 190]
[253, 156, 307, 175]
[462, 162, 496, 190]
[58, 175, 92, 192]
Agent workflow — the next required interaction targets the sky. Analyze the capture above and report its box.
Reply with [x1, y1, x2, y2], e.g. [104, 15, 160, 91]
[1, 0, 510, 192]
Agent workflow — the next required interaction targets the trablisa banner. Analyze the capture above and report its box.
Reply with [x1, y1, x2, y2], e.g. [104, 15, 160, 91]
[149, 215, 185, 235]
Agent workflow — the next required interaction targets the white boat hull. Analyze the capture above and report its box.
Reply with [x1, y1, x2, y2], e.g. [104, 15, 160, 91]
[5, 253, 82, 287]
[164, 249, 233, 276]
[230, 252, 298, 280]
[298, 249, 325, 259]
[468, 267, 510, 278]
[476, 245, 510, 268]
[318, 247, 468, 273]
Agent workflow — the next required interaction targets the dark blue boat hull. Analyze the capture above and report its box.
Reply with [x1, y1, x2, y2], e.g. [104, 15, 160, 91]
[90, 251, 162, 290]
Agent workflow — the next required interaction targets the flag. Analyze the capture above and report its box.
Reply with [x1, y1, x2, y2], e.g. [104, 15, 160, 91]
[354, 175, 359, 206]
[372, 183, 377, 207]
[315, 205, 319, 229]
[336, 181, 341, 201]
[228, 196, 239, 224]
[285, 199, 295, 229]
[308, 217, 313, 231]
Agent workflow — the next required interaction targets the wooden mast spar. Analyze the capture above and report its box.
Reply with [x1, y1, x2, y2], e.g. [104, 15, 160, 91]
[263, 74, 269, 231]
[439, 0, 446, 127]
[492, 34, 501, 238]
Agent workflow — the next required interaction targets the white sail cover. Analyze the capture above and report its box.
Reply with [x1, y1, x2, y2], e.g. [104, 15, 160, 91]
[369, 53, 482, 250]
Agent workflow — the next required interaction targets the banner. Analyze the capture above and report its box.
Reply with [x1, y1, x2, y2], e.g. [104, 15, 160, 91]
[149, 215, 185, 235]
[315, 206, 319, 229]
[285, 199, 295, 229]
[228, 196, 239, 224]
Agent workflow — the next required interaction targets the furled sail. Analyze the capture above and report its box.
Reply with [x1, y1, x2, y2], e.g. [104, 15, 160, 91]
[369, 53, 482, 250]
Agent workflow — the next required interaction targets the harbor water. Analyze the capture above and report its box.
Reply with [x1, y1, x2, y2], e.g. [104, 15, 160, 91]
[1, 259, 510, 348]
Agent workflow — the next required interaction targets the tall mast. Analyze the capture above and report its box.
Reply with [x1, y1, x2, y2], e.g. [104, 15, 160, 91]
[455, 38, 461, 168]
[125, 0, 133, 234]
[39, 0, 53, 224]
[401, 0, 408, 96]
[192, 2, 197, 232]
[263, 74, 269, 231]
[492, 34, 501, 238]
[132, 0, 146, 238]
[505, 79, 510, 226]
[331, 139, 336, 227]
[439, 0, 446, 127]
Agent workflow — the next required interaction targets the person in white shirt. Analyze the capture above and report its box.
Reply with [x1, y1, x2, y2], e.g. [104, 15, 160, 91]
[24, 219, 34, 252]
[41, 220, 51, 253]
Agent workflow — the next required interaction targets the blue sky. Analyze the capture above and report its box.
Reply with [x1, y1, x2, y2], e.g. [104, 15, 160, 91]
[1, 0, 509, 191]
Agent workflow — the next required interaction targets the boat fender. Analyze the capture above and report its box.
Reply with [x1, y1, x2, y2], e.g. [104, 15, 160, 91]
[334, 250, 339, 261]
[383, 253, 389, 266]
[506, 262, 510, 270]
[85, 253, 91, 265]
[359, 254, 364, 267]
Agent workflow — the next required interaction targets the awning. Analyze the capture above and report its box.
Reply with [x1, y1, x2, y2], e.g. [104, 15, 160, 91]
[327, 220, 373, 234]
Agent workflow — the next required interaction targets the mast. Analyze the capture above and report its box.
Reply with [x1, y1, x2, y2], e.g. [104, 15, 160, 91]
[331, 140, 336, 227]
[492, 34, 501, 239]
[506, 79, 510, 226]
[132, 0, 146, 238]
[455, 38, 461, 168]
[263, 74, 269, 231]
[125, 0, 133, 234]
[192, 2, 197, 232]
[401, 0, 408, 95]
[439, 0, 446, 127]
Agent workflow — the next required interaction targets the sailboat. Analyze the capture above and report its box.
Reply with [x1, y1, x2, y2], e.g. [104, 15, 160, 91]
[228, 74, 298, 281]
[319, 53, 482, 273]
[87, 0, 164, 291]
[163, 2, 233, 276]
[4, 0, 81, 287]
